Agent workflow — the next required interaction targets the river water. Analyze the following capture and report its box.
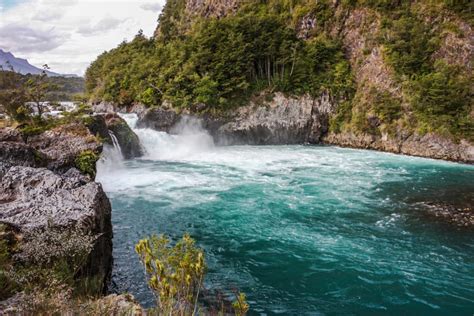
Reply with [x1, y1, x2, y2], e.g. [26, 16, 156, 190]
[97, 114, 474, 315]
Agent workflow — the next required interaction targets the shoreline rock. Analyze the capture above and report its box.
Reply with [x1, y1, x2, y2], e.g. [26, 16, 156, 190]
[324, 131, 474, 164]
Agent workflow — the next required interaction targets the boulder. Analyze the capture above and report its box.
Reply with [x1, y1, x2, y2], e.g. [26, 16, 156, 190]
[136, 107, 179, 132]
[104, 114, 143, 159]
[0, 166, 113, 291]
[0, 142, 45, 169]
[86, 115, 113, 145]
[0, 127, 23, 143]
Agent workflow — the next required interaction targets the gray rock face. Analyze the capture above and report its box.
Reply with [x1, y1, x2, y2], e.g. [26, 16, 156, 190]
[0, 127, 23, 143]
[0, 142, 43, 169]
[137, 107, 179, 132]
[216, 93, 317, 145]
[135, 93, 334, 146]
[132, 92, 472, 163]
[86, 115, 113, 145]
[0, 166, 113, 291]
[0, 123, 114, 295]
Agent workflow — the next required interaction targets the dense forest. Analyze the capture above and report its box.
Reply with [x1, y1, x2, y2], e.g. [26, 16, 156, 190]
[85, 0, 473, 142]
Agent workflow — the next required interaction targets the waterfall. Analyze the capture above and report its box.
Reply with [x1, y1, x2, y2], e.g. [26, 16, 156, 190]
[118, 113, 214, 161]
[108, 130, 123, 158]
[97, 130, 124, 172]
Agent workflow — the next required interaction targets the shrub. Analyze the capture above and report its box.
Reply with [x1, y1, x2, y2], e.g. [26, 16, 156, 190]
[409, 61, 473, 140]
[75, 150, 100, 178]
[136, 234, 249, 315]
[232, 292, 250, 316]
[135, 234, 206, 315]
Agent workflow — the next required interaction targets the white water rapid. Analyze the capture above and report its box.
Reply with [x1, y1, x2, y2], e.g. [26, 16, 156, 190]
[119, 113, 215, 160]
[95, 112, 474, 315]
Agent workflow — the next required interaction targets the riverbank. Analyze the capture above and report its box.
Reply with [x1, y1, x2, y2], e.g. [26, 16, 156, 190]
[95, 99, 474, 164]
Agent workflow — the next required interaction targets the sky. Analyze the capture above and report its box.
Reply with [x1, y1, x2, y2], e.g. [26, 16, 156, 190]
[0, 0, 166, 75]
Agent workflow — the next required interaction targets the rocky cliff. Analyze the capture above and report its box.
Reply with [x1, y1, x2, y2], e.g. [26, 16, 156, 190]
[0, 119, 114, 300]
[88, 0, 473, 163]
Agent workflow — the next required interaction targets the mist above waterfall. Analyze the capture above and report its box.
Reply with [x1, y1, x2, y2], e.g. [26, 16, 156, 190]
[119, 113, 214, 161]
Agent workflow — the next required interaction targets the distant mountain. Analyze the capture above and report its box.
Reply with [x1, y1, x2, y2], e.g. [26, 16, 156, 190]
[0, 49, 77, 77]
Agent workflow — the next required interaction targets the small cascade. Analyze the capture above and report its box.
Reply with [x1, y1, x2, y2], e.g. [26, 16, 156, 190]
[109, 130, 123, 158]
[97, 130, 125, 172]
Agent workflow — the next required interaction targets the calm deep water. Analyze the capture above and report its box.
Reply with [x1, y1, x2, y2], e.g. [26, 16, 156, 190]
[97, 115, 474, 315]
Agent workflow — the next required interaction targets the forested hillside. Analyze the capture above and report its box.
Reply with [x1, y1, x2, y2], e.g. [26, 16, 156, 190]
[86, 0, 473, 143]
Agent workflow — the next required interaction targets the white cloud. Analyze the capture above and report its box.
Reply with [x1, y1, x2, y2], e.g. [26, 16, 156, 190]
[77, 17, 125, 36]
[140, 2, 163, 12]
[0, 0, 166, 75]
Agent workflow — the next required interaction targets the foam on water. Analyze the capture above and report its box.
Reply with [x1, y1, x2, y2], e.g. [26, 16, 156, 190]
[97, 115, 474, 315]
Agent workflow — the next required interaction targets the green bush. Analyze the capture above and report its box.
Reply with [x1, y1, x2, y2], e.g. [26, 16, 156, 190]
[136, 234, 249, 315]
[135, 234, 206, 315]
[75, 150, 99, 178]
[86, 7, 353, 110]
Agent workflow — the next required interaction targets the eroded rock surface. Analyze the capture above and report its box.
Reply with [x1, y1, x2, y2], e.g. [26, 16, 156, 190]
[136, 107, 180, 132]
[0, 166, 113, 290]
[27, 123, 102, 174]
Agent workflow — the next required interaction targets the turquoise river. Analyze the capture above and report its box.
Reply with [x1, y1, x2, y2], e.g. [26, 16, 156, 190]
[97, 114, 474, 315]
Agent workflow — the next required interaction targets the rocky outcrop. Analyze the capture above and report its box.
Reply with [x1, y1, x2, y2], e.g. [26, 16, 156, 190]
[133, 92, 473, 163]
[0, 121, 115, 299]
[136, 107, 180, 132]
[0, 292, 144, 315]
[0, 166, 113, 291]
[215, 93, 331, 145]
[27, 123, 102, 174]
[324, 132, 474, 164]
[0, 128, 44, 169]
[134, 93, 335, 145]
[92, 101, 117, 114]
[416, 202, 474, 228]
[185, 0, 242, 19]
[86, 114, 113, 145]
[0, 142, 44, 169]
[104, 114, 143, 159]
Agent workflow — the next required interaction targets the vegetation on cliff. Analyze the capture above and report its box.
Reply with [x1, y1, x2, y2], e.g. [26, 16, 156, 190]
[85, 0, 473, 143]
[85, 2, 353, 109]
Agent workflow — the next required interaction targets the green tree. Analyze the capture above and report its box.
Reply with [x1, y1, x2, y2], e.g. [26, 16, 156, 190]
[25, 65, 56, 118]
